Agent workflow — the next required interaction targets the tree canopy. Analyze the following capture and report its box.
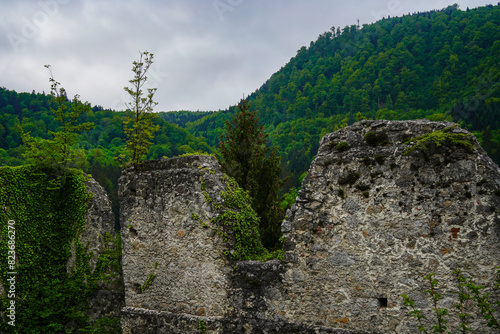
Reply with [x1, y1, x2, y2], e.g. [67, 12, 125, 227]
[0, 4, 499, 221]
[20, 65, 94, 175]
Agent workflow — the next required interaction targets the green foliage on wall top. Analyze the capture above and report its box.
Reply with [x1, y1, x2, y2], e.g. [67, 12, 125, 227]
[403, 125, 476, 156]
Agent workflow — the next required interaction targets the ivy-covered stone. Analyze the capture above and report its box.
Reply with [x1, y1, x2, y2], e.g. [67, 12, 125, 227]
[0, 166, 122, 333]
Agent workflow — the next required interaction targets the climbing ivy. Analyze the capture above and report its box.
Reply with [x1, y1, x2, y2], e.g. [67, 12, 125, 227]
[198, 319, 206, 333]
[215, 175, 268, 261]
[0, 166, 121, 333]
[199, 175, 283, 261]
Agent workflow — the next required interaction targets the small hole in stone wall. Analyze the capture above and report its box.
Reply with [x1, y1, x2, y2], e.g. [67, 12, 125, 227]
[378, 297, 388, 308]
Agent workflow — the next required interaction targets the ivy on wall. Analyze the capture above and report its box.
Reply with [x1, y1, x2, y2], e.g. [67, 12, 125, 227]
[0, 166, 121, 333]
[196, 173, 283, 262]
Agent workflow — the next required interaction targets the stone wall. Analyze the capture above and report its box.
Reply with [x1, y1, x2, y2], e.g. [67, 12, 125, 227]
[119, 155, 372, 333]
[119, 156, 233, 318]
[281, 120, 500, 333]
[119, 121, 500, 333]
[82, 177, 125, 324]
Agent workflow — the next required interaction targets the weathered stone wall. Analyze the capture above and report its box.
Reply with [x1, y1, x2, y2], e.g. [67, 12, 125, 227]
[119, 156, 234, 318]
[119, 155, 372, 333]
[121, 305, 370, 334]
[119, 121, 500, 333]
[281, 120, 500, 333]
[83, 177, 125, 324]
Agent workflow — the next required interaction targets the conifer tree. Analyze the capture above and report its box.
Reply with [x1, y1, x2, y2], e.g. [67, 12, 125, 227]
[218, 99, 284, 250]
[122, 51, 159, 169]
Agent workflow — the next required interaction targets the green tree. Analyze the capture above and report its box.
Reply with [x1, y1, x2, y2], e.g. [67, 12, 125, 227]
[218, 99, 284, 250]
[122, 51, 159, 168]
[21, 65, 94, 173]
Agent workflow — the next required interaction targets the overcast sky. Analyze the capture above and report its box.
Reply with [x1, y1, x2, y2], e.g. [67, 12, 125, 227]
[0, 0, 495, 112]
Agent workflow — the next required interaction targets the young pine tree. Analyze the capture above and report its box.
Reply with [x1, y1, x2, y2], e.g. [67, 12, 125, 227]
[122, 51, 159, 169]
[218, 99, 284, 250]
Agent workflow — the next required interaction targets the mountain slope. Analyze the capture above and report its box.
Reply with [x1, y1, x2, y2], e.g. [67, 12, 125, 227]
[186, 4, 500, 188]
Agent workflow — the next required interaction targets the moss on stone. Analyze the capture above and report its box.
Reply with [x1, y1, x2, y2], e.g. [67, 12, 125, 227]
[362, 157, 373, 166]
[374, 154, 385, 165]
[365, 131, 389, 146]
[339, 171, 360, 186]
[139, 273, 155, 292]
[336, 141, 349, 152]
[356, 184, 371, 192]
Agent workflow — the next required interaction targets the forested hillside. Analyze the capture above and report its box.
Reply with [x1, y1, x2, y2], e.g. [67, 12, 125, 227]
[1, 4, 499, 198]
[186, 4, 500, 189]
[0, 88, 213, 217]
[158, 110, 215, 127]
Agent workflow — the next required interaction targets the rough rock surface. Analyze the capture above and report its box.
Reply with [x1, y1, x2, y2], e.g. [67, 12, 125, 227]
[282, 120, 500, 333]
[81, 177, 117, 270]
[119, 156, 233, 317]
[119, 156, 374, 333]
[119, 121, 500, 333]
[83, 177, 124, 324]
[121, 306, 371, 334]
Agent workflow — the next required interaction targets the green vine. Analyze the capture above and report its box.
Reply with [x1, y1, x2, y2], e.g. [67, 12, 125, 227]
[198, 319, 206, 333]
[426, 273, 448, 333]
[138, 261, 159, 293]
[193, 174, 282, 261]
[454, 269, 472, 333]
[92, 232, 123, 286]
[201, 178, 213, 203]
[0, 165, 122, 333]
[139, 273, 155, 292]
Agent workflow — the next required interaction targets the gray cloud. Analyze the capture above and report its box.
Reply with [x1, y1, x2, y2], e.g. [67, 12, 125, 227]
[0, 0, 494, 111]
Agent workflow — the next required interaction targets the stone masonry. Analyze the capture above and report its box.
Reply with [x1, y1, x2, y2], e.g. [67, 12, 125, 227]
[82, 177, 125, 324]
[281, 120, 500, 333]
[119, 121, 500, 333]
[119, 156, 236, 317]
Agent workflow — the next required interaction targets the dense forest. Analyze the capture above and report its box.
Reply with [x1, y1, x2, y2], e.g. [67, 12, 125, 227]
[1, 4, 500, 206]
[185, 3, 500, 190]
